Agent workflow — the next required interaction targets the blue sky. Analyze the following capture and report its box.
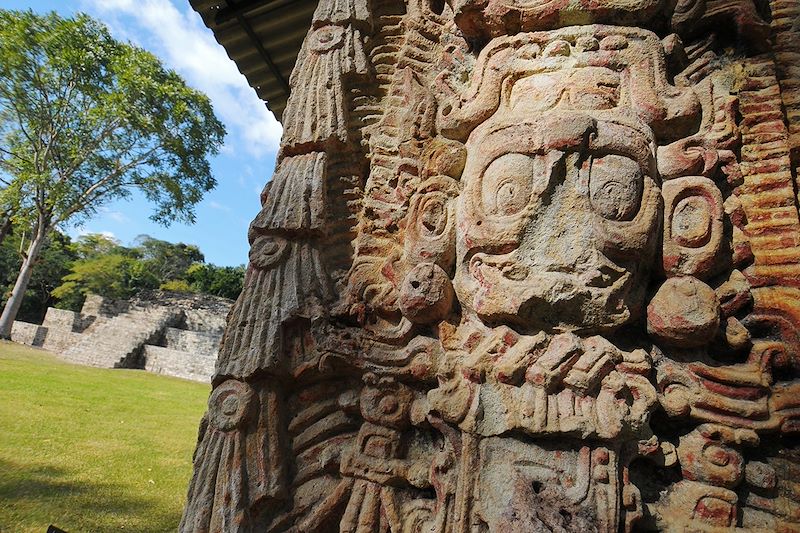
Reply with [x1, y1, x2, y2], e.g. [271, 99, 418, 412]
[6, 0, 283, 266]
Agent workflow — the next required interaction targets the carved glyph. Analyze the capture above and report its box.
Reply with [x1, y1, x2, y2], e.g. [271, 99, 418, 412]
[182, 0, 800, 530]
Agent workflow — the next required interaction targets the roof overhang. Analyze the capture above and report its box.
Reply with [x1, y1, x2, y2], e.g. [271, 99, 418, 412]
[189, 0, 317, 121]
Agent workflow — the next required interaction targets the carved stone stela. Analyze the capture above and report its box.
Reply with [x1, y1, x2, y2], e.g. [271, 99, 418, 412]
[181, 0, 800, 530]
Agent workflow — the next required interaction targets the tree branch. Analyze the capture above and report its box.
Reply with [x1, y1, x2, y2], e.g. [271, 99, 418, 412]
[55, 145, 161, 224]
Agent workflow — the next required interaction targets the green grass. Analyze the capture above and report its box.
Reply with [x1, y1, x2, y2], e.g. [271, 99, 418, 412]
[0, 341, 210, 533]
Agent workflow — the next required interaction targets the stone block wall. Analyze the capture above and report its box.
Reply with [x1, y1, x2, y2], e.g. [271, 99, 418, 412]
[183, 310, 227, 336]
[80, 293, 130, 318]
[11, 311, 83, 353]
[143, 345, 216, 383]
[41, 328, 84, 354]
[61, 306, 183, 369]
[41, 308, 80, 331]
[10, 321, 47, 346]
[129, 291, 230, 334]
[163, 328, 220, 356]
[10, 291, 232, 382]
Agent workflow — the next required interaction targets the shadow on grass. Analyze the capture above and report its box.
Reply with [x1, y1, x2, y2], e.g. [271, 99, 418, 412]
[0, 458, 181, 533]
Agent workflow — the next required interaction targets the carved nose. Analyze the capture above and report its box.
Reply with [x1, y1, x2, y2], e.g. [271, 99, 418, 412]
[523, 183, 597, 272]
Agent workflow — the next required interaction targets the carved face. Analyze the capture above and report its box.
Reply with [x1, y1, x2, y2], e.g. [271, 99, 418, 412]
[454, 112, 661, 333]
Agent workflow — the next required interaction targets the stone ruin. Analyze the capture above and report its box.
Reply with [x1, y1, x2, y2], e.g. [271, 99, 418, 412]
[181, 0, 800, 530]
[10, 291, 231, 382]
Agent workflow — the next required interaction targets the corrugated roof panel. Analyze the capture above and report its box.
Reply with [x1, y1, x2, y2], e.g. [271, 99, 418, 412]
[189, 0, 318, 121]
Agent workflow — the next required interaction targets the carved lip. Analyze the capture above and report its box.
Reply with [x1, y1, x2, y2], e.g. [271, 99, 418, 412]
[466, 252, 631, 331]
[469, 251, 627, 289]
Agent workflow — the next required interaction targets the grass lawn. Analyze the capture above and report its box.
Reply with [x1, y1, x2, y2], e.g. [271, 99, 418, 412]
[0, 341, 210, 533]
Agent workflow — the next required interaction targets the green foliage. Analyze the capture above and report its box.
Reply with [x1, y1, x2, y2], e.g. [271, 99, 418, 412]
[52, 252, 157, 303]
[2, 228, 243, 319]
[0, 227, 76, 322]
[159, 279, 193, 293]
[0, 9, 226, 228]
[70, 232, 132, 259]
[0, 9, 225, 334]
[135, 234, 204, 283]
[50, 233, 159, 306]
[186, 263, 245, 300]
[50, 233, 244, 309]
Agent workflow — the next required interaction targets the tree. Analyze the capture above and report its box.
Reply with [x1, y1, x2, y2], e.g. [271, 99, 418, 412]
[0, 10, 225, 337]
[0, 208, 12, 245]
[134, 234, 204, 283]
[0, 180, 24, 247]
[49, 232, 245, 306]
[50, 233, 213, 307]
[51, 252, 157, 304]
[69, 232, 131, 259]
[49, 233, 155, 309]
[186, 263, 245, 300]
[0, 225, 76, 322]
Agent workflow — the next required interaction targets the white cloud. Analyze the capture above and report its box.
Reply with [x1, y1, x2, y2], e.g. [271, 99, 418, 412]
[98, 206, 129, 223]
[208, 200, 231, 212]
[76, 229, 118, 241]
[83, 0, 283, 158]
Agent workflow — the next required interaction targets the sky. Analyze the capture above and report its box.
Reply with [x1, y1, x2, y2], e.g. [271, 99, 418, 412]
[5, 0, 283, 266]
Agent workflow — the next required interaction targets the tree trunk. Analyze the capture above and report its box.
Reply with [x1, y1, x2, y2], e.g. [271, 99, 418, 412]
[0, 213, 11, 247]
[0, 222, 48, 339]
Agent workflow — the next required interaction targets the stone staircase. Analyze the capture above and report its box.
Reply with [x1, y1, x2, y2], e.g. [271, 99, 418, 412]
[61, 306, 183, 368]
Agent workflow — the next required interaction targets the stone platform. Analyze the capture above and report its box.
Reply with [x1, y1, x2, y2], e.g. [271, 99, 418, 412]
[10, 291, 232, 382]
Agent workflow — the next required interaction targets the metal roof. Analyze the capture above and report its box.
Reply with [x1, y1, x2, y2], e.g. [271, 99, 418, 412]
[189, 0, 318, 121]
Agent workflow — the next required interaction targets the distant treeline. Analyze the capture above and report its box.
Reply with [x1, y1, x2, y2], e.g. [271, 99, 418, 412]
[0, 228, 244, 323]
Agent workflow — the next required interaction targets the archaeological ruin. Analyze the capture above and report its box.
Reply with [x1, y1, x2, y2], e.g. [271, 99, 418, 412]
[10, 291, 231, 382]
[182, 0, 800, 530]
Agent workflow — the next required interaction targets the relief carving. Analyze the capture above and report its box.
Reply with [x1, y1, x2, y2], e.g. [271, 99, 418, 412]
[182, 0, 800, 529]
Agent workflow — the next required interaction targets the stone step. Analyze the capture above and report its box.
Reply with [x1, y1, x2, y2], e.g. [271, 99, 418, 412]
[142, 345, 215, 383]
[60, 308, 183, 369]
[163, 327, 221, 355]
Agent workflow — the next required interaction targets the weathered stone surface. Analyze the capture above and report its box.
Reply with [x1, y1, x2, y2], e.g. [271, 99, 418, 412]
[62, 305, 183, 368]
[41, 308, 81, 332]
[647, 277, 721, 347]
[182, 0, 800, 530]
[9, 321, 47, 347]
[143, 345, 216, 383]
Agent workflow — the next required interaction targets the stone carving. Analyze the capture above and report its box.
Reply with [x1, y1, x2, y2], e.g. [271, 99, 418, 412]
[183, 0, 800, 529]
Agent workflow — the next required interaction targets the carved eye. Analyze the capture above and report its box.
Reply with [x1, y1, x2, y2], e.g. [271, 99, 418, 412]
[588, 154, 643, 221]
[671, 196, 712, 247]
[418, 194, 448, 236]
[482, 153, 535, 216]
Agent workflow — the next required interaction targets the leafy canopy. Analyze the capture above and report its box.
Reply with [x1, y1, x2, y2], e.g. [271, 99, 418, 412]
[134, 234, 204, 282]
[51, 251, 155, 303]
[50, 233, 245, 307]
[186, 263, 245, 299]
[0, 9, 226, 229]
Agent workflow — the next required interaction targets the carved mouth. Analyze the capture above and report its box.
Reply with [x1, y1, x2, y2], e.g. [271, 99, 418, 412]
[579, 263, 627, 288]
[466, 252, 631, 332]
[469, 254, 530, 282]
[469, 252, 626, 289]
